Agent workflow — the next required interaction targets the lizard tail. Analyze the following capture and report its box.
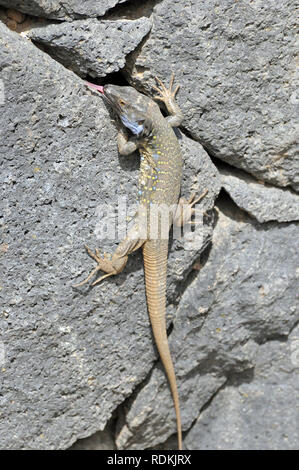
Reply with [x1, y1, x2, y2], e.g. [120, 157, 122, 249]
[143, 241, 182, 450]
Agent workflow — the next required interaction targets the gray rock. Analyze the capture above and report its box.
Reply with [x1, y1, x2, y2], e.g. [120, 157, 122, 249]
[220, 165, 299, 223]
[0, 24, 219, 449]
[125, 0, 299, 191]
[70, 427, 115, 450]
[185, 324, 299, 450]
[28, 17, 152, 78]
[116, 199, 299, 449]
[0, 0, 124, 20]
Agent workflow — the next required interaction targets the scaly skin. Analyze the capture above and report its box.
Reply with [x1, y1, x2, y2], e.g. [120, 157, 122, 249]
[74, 75, 205, 450]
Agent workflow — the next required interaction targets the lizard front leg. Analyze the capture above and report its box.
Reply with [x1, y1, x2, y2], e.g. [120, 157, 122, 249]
[117, 128, 138, 155]
[152, 73, 183, 127]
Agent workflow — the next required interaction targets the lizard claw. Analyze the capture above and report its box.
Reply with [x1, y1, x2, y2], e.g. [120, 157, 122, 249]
[173, 189, 208, 227]
[152, 72, 180, 105]
[187, 189, 208, 207]
[73, 264, 102, 288]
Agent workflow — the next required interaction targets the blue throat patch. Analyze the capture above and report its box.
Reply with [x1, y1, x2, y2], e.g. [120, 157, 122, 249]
[121, 115, 144, 135]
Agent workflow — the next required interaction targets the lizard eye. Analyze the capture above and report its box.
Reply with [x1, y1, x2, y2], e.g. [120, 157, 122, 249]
[119, 99, 125, 107]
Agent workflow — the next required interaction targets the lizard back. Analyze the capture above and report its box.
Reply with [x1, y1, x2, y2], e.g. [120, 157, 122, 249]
[138, 101, 183, 210]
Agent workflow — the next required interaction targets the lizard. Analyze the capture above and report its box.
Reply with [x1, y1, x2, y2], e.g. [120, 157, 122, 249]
[74, 74, 206, 450]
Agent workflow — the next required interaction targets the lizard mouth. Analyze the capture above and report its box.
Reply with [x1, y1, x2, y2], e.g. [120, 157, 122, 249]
[85, 82, 123, 116]
[85, 82, 115, 107]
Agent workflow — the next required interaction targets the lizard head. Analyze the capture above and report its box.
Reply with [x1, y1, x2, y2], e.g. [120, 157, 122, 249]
[86, 82, 153, 137]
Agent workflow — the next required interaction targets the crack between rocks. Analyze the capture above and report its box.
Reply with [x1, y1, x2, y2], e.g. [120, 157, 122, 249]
[102, 0, 162, 20]
[218, 189, 299, 231]
[168, 236, 214, 313]
[113, 360, 158, 447]
[15, 18, 151, 88]
[253, 318, 299, 347]
[215, 154, 299, 196]
[288, 318, 299, 336]
[183, 378, 228, 445]
[221, 186, 299, 225]
[1, 1, 139, 22]
[182, 359, 257, 446]
[69, 353, 158, 450]
[107, 317, 183, 448]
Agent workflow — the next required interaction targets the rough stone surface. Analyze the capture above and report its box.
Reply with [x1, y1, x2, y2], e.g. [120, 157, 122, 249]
[185, 324, 299, 450]
[0, 1, 124, 20]
[116, 199, 299, 449]
[220, 165, 299, 223]
[0, 0, 297, 452]
[125, 0, 299, 191]
[28, 17, 152, 78]
[0, 23, 219, 449]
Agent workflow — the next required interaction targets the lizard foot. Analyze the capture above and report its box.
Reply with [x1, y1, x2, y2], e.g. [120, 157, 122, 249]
[173, 189, 208, 227]
[152, 72, 180, 107]
[73, 245, 118, 287]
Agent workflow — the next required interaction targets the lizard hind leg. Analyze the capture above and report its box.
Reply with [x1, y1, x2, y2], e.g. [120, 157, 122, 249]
[72, 246, 121, 287]
[173, 189, 208, 227]
[73, 224, 146, 287]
